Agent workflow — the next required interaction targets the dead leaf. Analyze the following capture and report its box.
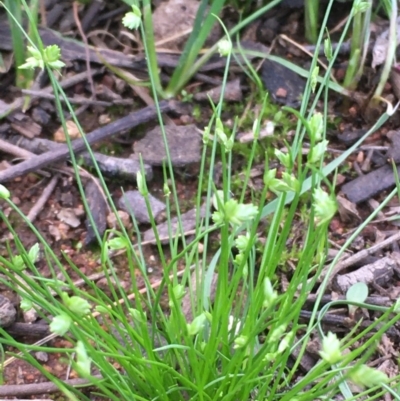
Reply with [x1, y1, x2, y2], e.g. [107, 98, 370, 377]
[337, 195, 361, 223]
[54, 120, 81, 142]
[372, 16, 400, 68]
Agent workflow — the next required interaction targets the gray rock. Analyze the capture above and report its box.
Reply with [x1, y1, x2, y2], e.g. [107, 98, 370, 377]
[132, 124, 201, 166]
[34, 351, 49, 362]
[118, 190, 166, 224]
[0, 294, 16, 328]
[143, 205, 207, 244]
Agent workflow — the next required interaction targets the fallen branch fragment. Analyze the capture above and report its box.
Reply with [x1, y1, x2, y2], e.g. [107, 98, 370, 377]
[326, 231, 400, 281]
[332, 256, 395, 293]
[341, 164, 400, 204]
[1, 134, 153, 181]
[0, 101, 176, 183]
[26, 175, 59, 223]
[5, 322, 51, 338]
[0, 375, 102, 397]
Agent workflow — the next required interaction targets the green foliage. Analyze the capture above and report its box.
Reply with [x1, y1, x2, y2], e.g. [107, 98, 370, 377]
[19, 44, 65, 71]
[2, 0, 42, 96]
[0, 1, 400, 400]
[346, 282, 369, 317]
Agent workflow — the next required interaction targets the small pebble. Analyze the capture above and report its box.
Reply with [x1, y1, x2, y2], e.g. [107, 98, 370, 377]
[118, 190, 166, 224]
[34, 351, 49, 362]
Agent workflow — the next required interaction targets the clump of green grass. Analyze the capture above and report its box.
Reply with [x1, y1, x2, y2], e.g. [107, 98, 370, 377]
[0, 1, 399, 400]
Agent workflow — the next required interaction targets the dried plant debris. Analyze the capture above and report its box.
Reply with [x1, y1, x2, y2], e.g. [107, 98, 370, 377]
[0, 294, 16, 328]
[57, 208, 82, 228]
[84, 179, 109, 245]
[0, 21, 136, 69]
[260, 58, 305, 107]
[385, 130, 400, 163]
[1, 131, 154, 182]
[336, 128, 367, 146]
[143, 205, 207, 244]
[372, 16, 400, 68]
[341, 164, 400, 204]
[152, 0, 201, 50]
[332, 256, 395, 293]
[118, 190, 166, 224]
[390, 64, 400, 100]
[132, 124, 202, 167]
[336, 195, 361, 223]
[194, 79, 243, 103]
[341, 130, 400, 204]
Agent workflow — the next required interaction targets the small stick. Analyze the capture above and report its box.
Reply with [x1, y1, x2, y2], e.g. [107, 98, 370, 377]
[0, 138, 36, 159]
[26, 175, 59, 223]
[20, 90, 132, 107]
[0, 375, 102, 397]
[0, 69, 103, 119]
[327, 231, 400, 280]
[279, 34, 335, 81]
[73, 1, 96, 99]
[0, 138, 51, 178]
[0, 100, 175, 183]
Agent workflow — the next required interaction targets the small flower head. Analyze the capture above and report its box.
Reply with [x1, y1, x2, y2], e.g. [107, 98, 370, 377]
[61, 293, 91, 316]
[263, 168, 277, 187]
[20, 298, 33, 311]
[348, 364, 388, 389]
[308, 112, 324, 142]
[217, 38, 232, 57]
[234, 334, 248, 349]
[270, 324, 286, 342]
[136, 171, 148, 196]
[187, 313, 206, 336]
[308, 139, 329, 164]
[212, 190, 225, 211]
[129, 308, 147, 323]
[224, 199, 258, 226]
[0, 184, 10, 199]
[74, 341, 91, 377]
[122, 5, 142, 30]
[354, 0, 370, 14]
[263, 277, 278, 309]
[319, 331, 342, 364]
[95, 305, 110, 315]
[268, 173, 300, 194]
[310, 66, 319, 93]
[274, 149, 292, 169]
[44, 45, 64, 69]
[324, 36, 333, 61]
[19, 45, 65, 71]
[172, 284, 186, 301]
[106, 237, 128, 251]
[215, 118, 233, 151]
[313, 187, 337, 226]
[163, 182, 171, 197]
[278, 331, 294, 353]
[282, 172, 300, 193]
[202, 125, 211, 144]
[50, 313, 72, 336]
[235, 232, 251, 253]
[28, 243, 40, 264]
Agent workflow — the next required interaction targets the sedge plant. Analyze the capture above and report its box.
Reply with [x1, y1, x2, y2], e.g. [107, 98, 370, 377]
[0, 1, 400, 400]
[2, 0, 40, 110]
[342, 0, 372, 90]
